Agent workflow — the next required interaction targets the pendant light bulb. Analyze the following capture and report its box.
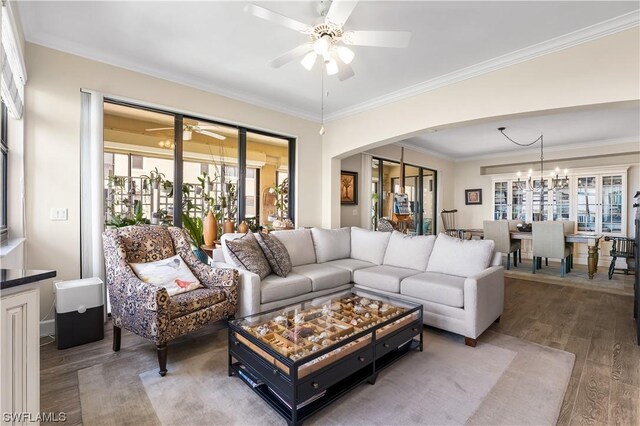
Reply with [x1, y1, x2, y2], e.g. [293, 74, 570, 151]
[325, 59, 338, 75]
[301, 52, 317, 71]
[319, 125, 325, 136]
[336, 46, 355, 64]
[314, 35, 331, 55]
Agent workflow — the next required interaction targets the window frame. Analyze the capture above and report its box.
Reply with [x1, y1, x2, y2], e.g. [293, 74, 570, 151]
[0, 101, 8, 241]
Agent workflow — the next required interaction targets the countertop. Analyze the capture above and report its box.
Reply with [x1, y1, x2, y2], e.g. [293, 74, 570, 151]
[0, 269, 57, 291]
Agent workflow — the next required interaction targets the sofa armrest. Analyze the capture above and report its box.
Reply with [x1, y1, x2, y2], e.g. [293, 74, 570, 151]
[212, 262, 261, 318]
[463, 265, 504, 339]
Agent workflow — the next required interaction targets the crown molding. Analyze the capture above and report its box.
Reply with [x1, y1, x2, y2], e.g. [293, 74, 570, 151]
[26, 37, 322, 123]
[325, 10, 640, 122]
[452, 137, 640, 162]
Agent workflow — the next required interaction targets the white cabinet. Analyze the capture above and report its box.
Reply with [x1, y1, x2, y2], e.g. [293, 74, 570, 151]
[491, 167, 628, 236]
[1, 287, 40, 425]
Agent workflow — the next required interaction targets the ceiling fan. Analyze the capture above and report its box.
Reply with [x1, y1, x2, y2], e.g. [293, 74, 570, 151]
[245, 0, 411, 81]
[146, 122, 227, 141]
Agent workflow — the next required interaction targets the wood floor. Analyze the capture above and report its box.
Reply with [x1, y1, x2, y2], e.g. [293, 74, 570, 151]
[40, 278, 639, 426]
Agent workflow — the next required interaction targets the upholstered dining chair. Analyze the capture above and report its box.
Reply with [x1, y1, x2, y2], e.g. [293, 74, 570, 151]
[531, 221, 572, 277]
[483, 220, 521, 270]
[102, 225, 238, 376]
[377, 217, 397, 232]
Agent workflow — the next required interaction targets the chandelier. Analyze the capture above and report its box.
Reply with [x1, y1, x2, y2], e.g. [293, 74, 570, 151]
[499, 127, 569, 193]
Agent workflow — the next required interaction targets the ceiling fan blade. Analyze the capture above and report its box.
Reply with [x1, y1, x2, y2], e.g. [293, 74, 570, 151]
[145, 127, 174, 131]
[335, 56, 355, 81]
[194, 124, 221, 130]
[325, 0, 359, 28]
[197, 130, 226, 140]
[269, 44, 314, 68]
[244, 4, 312, 34]
[343, 30, 412, 48]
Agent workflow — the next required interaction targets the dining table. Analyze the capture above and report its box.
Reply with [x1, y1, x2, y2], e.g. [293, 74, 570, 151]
[454, 228, 603, 279]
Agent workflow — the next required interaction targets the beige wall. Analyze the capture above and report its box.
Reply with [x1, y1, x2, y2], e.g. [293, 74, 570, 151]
[323, 28, 640, 227]
[339, 145, 455, 231]
[24, 43, 323, 318]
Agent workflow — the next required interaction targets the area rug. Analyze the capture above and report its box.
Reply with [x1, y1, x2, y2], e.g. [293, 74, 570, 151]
[79, 329, 574, 425]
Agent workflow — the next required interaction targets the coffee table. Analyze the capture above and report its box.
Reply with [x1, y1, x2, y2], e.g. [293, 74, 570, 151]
[228, 289, 423, 425]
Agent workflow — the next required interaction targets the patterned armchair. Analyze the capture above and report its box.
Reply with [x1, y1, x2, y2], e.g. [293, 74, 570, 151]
[102, 225, 238, 376]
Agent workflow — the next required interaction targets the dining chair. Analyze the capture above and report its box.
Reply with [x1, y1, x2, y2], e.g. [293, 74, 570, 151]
[532, 221, 572, 277]
[440, 209, 459, 238]
[483, 220, 521, 270]
[507, 219, 523, 263]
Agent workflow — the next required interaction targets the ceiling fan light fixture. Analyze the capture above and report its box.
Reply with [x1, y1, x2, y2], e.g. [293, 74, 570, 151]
[336, 46, 355, 64]
[301, 52, 317, 71]
[325, 58, 338, 75]
[313, 35, 331, 55]
[183, 130, 192, 140]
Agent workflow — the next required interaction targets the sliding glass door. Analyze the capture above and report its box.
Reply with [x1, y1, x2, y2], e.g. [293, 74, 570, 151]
[372, 157, 437, 235]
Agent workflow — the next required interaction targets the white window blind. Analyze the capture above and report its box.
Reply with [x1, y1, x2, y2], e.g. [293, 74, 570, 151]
[1, 3, 26, 119]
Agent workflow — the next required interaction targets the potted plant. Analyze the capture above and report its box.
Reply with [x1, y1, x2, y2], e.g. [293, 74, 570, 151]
[181, 212, 208, 263]
[269, 178, 291, 229]
[222, 182, 237, 234]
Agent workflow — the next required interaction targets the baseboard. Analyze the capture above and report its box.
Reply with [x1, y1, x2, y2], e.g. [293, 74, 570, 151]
[40, 319, 55, 337]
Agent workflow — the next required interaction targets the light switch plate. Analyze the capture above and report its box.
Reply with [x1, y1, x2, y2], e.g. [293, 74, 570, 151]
[50, 208, 68, 221]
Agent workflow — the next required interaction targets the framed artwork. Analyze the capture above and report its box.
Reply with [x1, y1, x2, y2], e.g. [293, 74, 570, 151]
[465, 188, 482, 205]
[341, 171, 358, 205]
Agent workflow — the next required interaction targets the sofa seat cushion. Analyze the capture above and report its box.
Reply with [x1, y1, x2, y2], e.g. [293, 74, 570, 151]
[322, 258, 376, 281]
[400, 272, 466, 308]
[383, 231, 436, 271]
[261, 273, 312, 304]
[168, 287, 226, 319]
[353, 265, 422, 294]
[311, 227, 351, 263]
[292, 264, 351, 292]
[271, 229, 316, 267]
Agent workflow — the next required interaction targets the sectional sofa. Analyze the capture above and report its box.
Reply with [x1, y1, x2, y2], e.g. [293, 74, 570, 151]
[212, 227, 504, 346]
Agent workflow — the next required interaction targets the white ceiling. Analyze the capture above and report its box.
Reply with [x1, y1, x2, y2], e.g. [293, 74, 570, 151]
[400, 102, 640, 160]
[19, 1, 639, 121]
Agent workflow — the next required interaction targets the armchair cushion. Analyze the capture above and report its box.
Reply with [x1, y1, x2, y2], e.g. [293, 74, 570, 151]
[225, 232, 272, 279]
[168, 287, 227, 318]
[129, 254, 203, 296]
[115, 225, 175, 263]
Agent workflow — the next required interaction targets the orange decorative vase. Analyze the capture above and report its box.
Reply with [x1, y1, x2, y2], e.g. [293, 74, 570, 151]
[223, 220, 235, 235]
[238, 221, 249, 234]
[203, 211, 217, 246]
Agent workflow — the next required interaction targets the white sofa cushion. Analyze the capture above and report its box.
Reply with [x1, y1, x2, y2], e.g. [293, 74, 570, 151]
[311, 227, 351, 263]
[350, 227, 391, 265]
[292, 264, 351, 292]
[322, 258, 376, 282]
[353, 265, 422, 294]
[260, 273, 312, 304]
[271, 229, 316, 267]
[427, 234, 495, 278]
[401, 272, 466, 308]
[383, 231, 436, 271]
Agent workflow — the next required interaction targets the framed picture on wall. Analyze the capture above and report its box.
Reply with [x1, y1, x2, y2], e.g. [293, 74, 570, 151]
[465, 188, 482, 205]
[341, 171, 358, 205]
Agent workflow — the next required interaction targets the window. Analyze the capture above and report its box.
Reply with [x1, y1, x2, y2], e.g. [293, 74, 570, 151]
[0, 102, 7, 242]
[102, 100, 295, 232]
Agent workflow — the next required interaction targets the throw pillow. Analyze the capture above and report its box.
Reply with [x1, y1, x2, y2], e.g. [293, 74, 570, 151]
[255, 232, 292, 277]
[426, 233, 495, 278]
[129, 254, 203, 296]
[225, 232, 272, 279]
[310, 227, 351, 263]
